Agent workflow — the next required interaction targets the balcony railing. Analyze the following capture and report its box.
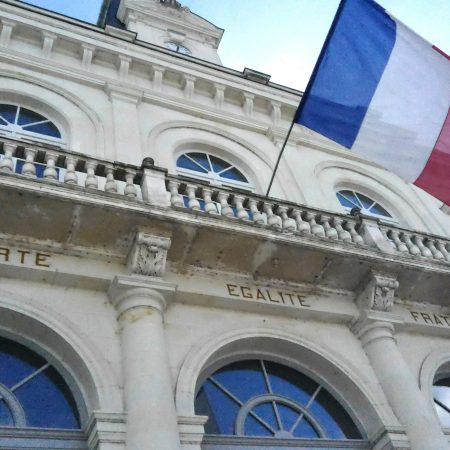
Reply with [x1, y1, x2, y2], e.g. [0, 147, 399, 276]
[1, 136, 449, 266]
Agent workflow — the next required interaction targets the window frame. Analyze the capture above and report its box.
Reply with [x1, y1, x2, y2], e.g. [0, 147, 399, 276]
[0, 103, 65, 146]
[176, 151, 254, 191]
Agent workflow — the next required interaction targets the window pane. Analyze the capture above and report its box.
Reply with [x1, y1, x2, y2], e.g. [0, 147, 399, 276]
[0, 116, 8, 125]
[23, 122, 61, 138]
[293, 417, 320, 438]
[356, 193, 375, 210]
[337, 192, 359, 209]
[196, 387, 220, 434]
[201, 379, 240, 435]
[0, 104, 18, 124]
[434, 401, 450, 427]
[220, 167, 247, 182]
[277, 403, 299, 432]
[14, 366, 80, 429]
[0, 337, 80, 430]
[252, 402, 278, 431]
[209, 155, 231, 173]
[0, 400, 14, 426]
[434, 385, 450, 409]
[265, 361, 318, 406]
[17, 107, 47, 126]
[243, 415, 273, 437]
[213, 360, 267, 403]
[177, 154, 208, 173]
[186, 153, 210, 171]
[369, 203, 391, 217]
[310, 389, 361, 439]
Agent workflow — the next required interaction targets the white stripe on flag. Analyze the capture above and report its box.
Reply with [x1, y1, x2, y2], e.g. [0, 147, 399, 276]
[352, 21, 450, 182]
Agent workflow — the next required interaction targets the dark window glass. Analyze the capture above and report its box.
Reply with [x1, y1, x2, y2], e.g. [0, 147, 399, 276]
[220, 167, 247, 181]
[209, 155, 231, 173]
[0, 104, 18, 124]
[0, 116, 8, 125]
[433, 378, 450, 427]
[17, 107, 47, 126]
[195, 360, 363, 441]
[0, 400, 14, 426]
[22, 122, 61, 138]
[336, 190, 392, 219]
[177, 154, 207, 173]
[0, 337, 81, 429]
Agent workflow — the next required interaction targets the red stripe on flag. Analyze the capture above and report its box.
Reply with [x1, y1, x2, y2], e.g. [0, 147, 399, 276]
[414, 109, 450, 205]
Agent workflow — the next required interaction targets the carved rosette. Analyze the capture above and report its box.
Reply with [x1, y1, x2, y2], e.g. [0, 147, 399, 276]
[127, 233, 171, 277]
[357, 271, 399, 313]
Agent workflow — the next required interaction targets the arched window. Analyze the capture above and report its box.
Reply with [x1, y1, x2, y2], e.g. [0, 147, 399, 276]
[433, 377, 450, 428]
[176, 152, 251, 190]
[0, 104, 62, 143]
[195, 360, 367, 448]
[336, 190, 393, 220]
[165, 41, 192, 55]
[0, 336, 85, 448]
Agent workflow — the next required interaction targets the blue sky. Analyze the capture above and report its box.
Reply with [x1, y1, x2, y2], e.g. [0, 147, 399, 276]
[21, 0, 450, 91]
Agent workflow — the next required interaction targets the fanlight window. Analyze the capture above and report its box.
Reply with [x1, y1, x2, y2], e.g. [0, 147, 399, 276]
[336, 190, 393, 220]
[165, 41, 192, 55]
[0, 104, 62, 141]
[433, 377, 450, 428]
[195, 360, 366, 448]
[0, 337, 85, 448]
[176, 152, 251, 189]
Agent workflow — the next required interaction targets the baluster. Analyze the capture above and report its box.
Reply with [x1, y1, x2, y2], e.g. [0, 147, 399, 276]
[332, 217, 352, 242]
[264, 203, 282, 229]
[185, 184, 200, 211]
[104, 167, 118, 193]
[22, 148, 37, 178]
[202, 188, 219, 215]
[389, 230, 408, 253]
[305, 212, 325, 237]
[85, 161, 98, 190]
[218, 192, 234, 218]
[412, 235, 433, 257]
[64, 156, 78, 185]
[168, 180, 184, 207]
[233, 194, 249, 221]
[124, 171, 138, 198]
[0, 143, 16, 173]
[278, 206, 296, 232]
[319, 215, 338, 239]
[401, 232, 421, 256]
[291, 209, 311, 234]
[248, 199, 264, 225]
[436, 241, 450, 262]
[425, 239, 444, 260]
[381, 228, 397, 250]
[43, 151, 58, 180]
[344, 220, 364, 245]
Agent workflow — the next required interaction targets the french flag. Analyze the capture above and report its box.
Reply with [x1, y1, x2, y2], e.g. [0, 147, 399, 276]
[296, 0, 450, 206]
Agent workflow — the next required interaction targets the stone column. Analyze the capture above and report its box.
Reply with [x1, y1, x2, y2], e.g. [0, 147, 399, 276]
[109, 233, 180, 450]
[353, 271, 448, 450]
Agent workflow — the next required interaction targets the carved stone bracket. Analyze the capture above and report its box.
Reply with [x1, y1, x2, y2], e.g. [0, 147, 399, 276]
[127, 233, 171, 277]
[357, 270, 399, 313]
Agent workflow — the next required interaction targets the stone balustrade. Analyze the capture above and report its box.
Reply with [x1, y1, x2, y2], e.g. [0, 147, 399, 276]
[0, 138, 142, 200]
[1, 136, 450, 268]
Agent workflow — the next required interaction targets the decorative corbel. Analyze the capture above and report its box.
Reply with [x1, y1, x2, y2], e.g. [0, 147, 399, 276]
[357, 270, 399, 313]
[127, 233, 171, 277]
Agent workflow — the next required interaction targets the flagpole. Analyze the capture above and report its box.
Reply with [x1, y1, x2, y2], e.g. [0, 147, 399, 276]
[264, 0, 348, 198]
[265, 119, 296, 197]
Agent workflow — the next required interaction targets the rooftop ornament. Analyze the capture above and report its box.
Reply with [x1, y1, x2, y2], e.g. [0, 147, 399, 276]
[160, 0, 182, 8]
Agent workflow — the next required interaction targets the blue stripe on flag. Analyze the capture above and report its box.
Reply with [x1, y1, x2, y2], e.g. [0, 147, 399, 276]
[296, 0, 397, 148]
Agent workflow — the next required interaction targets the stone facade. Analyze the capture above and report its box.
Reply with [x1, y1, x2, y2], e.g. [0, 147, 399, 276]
[0, 1, 449, 449]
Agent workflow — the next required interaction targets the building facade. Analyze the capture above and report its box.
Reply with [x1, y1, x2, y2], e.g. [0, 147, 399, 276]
[0, 1, 450, 449]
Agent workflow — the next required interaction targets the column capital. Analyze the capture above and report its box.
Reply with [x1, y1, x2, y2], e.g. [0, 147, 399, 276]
[127, 232, 171, 276]
[108, 275, 176, 317]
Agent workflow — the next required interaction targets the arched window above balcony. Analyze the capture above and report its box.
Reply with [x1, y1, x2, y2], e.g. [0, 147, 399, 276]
[336, 190, 393, 220]
[176, 152, 251, 190]
[0, 104, 62, 143]
[195, 359, 365, 448]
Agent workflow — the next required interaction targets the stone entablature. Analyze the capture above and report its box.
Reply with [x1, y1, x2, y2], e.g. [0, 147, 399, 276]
[1, 135, 450, 306]
[0, 1, 299, 131]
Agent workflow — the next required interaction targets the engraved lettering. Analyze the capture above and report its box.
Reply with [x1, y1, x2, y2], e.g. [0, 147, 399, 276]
[421, 313, 433, 325]
[227, 284, 240, 297]
[432, 314, 444, 326]
[410, 311, 420, 322]
[256, 289, 266, 301]
[285, 293, 295, 305]
[297, 295, 311, 308]
[0, 247, 10, 262]
[267, 290, 279, 303]
[35, 252, 51, 268]
[240, 286, 253, 299]
[17, 250, 30, 264]
[278, 292, 286, 304]
[442, 315, 450, 327]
